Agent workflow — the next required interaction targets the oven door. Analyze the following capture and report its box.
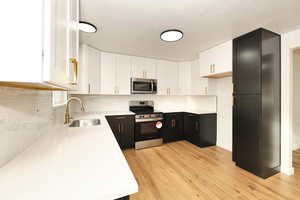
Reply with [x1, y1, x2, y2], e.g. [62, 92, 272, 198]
[135, 120, 163, 141]
[131, 78, 154, 94]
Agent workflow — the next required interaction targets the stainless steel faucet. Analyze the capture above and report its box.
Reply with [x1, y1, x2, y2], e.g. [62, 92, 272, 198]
[64, 97, 86, 124]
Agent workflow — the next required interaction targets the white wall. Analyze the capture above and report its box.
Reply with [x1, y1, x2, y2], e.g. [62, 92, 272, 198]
[71, 95, 216, 113]
[281, 28, 300, 175]
[215, 77, 233, 152]
[293, 49, 300, 150]
[0, 87, 63, 167]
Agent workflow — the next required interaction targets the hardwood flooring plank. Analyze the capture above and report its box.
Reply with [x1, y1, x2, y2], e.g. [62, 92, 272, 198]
[123, 141, 300, 200]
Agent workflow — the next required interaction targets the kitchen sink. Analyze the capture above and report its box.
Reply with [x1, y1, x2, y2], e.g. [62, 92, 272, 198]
[69, 118, 101, 127]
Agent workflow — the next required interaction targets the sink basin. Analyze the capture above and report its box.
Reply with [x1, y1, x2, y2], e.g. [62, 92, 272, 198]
[69, 118, 101, 127]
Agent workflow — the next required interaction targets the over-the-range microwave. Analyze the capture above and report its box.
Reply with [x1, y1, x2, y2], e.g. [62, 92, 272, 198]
[131, 78, 157, 94]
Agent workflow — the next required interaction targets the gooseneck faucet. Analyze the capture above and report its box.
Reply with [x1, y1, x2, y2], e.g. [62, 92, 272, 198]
[64, 97, 86, 124]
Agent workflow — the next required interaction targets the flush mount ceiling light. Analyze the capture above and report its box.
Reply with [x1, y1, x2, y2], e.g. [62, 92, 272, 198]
[79, 21, 97, 33]
[160, 29, 183, 42]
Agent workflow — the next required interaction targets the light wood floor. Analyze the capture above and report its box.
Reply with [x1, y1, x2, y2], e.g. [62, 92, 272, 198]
[123, 141, 300, 200]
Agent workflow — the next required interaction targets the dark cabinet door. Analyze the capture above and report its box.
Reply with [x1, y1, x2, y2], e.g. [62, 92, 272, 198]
[233, 31, 261, 95]
[233, 28, 281, 179]
[106, 116, 122, 146]
[232, 104, 237, 162]
[163, 113, 184, 143]
[184, 113, 199, 143]
[234, 95, 261, 174]
[120, 116, 135, 149]
[106, 116, 135, 150]
[197, 114, 217, 147]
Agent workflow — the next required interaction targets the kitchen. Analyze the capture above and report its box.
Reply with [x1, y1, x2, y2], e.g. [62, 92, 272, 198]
[0, 0, 300, 200]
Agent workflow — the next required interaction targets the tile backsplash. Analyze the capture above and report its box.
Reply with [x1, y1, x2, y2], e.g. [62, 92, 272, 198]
[0, 86, 64, 167]
[71, 94, 217, 113]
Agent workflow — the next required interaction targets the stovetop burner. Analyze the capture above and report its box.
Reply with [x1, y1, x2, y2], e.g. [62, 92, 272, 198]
[129, 100, 163, 119]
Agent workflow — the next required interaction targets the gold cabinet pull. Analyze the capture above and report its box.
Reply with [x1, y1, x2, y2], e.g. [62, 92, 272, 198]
[70, 58, 78, 85]
[205, 87, 208, 95]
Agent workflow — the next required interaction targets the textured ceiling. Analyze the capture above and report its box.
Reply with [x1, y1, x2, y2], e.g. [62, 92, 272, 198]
[80, 0, 300, 61]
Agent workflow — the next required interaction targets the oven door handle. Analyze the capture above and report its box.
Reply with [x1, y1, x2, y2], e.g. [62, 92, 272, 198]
[135, 118, 163, 123]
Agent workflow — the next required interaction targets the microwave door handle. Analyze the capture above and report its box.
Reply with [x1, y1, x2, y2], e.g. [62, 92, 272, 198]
[151, 81, 154, 93]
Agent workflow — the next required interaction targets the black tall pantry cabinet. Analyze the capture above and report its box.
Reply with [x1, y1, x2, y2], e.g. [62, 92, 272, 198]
[232, 28, 281, 178]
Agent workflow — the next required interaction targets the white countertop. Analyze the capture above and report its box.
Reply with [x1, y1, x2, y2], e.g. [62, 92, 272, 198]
[156, 109, 217, 115]
[0, 114, 138, 200]
[91, 111, 135, 116]
[78, 110, 216, 115]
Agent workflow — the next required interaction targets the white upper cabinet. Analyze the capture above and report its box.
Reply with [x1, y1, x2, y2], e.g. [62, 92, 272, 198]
[71, 45, 217, 96]
[100, 52, 116, 94]
[115, 54, 131, 95]
[131, 57, 156, 79]
[68, 0, 80, 88]
[70, 45, 101, 94]
[156, 60, 178, 95]
[190, 60, 216, 95]
[191, 60, 205, 95]
[100, 52, 131, 95]
[199, 40, 232, 78]
[0, 0, 79, 90]
[87, 46, 101, 94]
[70, 45, 89, 94]
[178, 62, 191, 95]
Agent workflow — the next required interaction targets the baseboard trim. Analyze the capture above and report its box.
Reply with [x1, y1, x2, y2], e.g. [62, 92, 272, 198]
[280, 166, 295, 176]
[216, 143, 232, 152]
[293, 142, 300, 151]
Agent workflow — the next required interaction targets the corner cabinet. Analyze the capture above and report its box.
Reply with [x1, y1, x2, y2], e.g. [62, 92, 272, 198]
[199, 40, 232, 78]
[184, 113, 217, 147]
[106, 115, 135, 150]
[0, 0, 79, 90]
[162, 113, 184, 143]
[190, 60, 216, 95]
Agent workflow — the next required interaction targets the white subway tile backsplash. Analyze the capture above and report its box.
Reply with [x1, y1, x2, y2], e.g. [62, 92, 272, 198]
[0, 86, 63, 167]
[71, 94, 216, 113]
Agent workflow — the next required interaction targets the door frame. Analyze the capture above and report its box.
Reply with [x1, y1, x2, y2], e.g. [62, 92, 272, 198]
[281, 28, 300, 175]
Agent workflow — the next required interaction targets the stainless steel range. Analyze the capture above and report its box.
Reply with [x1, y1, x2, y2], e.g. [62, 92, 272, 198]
[129, 101, 163, 149]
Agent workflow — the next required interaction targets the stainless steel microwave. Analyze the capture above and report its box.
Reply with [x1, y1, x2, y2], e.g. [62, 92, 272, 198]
[131, 78, 157, 94]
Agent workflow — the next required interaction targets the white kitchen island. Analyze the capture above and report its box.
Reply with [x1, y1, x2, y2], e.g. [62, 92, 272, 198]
[0, 114, 138, 200]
